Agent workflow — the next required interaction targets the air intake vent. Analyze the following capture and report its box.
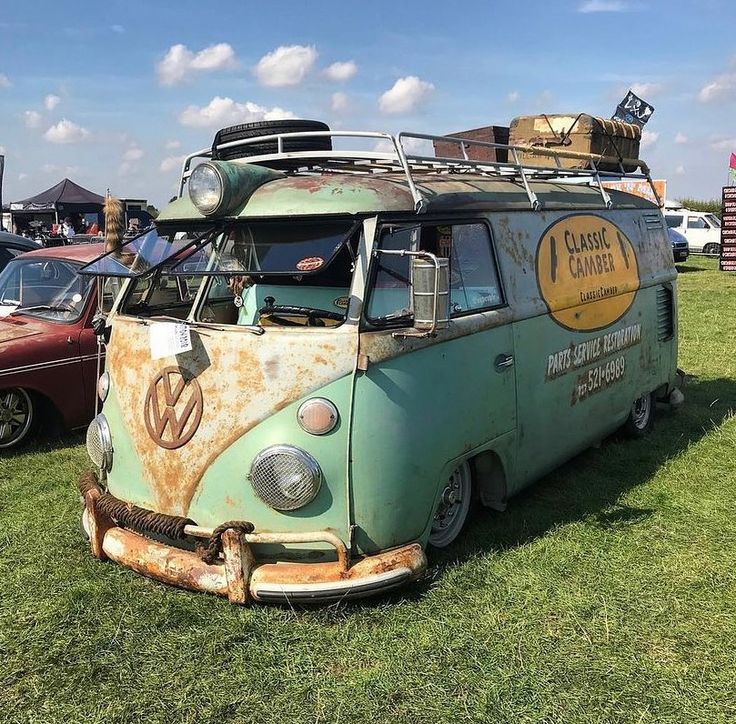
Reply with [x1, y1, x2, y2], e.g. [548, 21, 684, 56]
[643, 212, 663, 229]
[656, 285, 674, 341]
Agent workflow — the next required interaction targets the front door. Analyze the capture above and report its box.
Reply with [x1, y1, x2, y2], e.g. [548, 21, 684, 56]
[350, 220, 517, 554]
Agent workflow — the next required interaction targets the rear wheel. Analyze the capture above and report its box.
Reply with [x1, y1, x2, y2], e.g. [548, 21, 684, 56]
[0, 388, 36, 449]
[622, 392, 655, 438]
[703, 243, 721, 256]
[429, 461, 473, 548]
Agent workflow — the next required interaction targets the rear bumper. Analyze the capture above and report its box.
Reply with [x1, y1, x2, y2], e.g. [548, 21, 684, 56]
[81, 483, 426, 605]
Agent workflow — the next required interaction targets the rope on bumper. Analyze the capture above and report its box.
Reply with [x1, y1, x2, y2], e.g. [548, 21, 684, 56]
[200, 521, 255, 565]
[79, 471, 195, 540]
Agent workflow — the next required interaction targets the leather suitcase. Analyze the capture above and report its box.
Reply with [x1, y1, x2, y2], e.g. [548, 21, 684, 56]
[508, 113, 641, 172]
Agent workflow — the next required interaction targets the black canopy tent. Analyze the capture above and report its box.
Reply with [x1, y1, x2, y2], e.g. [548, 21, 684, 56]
[10, 178, 105, 232]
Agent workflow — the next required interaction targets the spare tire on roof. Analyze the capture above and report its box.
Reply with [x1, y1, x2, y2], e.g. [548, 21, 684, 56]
[211, 119, 332, 161]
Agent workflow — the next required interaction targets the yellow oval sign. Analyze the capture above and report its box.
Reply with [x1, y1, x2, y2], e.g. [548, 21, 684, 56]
[536, 215, 640, 331]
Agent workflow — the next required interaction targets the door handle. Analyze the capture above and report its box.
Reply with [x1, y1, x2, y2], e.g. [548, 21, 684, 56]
[494, 353, 514, 371]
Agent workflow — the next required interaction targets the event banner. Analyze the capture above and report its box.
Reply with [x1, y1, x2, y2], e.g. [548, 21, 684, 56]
[720, 186, 736, 272]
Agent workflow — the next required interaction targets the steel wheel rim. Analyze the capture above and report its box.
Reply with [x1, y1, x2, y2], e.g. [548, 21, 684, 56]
[631, 394, 651, 430]
[429, 461, 472, 548]
[0, 389, 33, 448]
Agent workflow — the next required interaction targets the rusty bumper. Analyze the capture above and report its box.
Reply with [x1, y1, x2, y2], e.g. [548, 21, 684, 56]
[81, 487, 426, 605]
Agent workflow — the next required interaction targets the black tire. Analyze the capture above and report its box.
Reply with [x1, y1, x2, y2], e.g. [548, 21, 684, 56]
[622, 392, 655, 438]
[0, 388, 38, 450]
[211, 119, 332, 161]
[702, 243, 720, 256]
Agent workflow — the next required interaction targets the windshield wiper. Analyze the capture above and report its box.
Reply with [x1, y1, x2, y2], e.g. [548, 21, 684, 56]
[139, 314, 265, 335]
[12, 303, 76, 315]
[371, 311, 413, 324]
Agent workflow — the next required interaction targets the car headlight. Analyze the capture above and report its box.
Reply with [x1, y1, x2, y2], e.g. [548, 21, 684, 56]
[297, 398, 338, 435]
[189, 162, 224, 215]
[86, 413, 113, 472]
[248, 445, 322, 511]
[97, 371, 110, 402]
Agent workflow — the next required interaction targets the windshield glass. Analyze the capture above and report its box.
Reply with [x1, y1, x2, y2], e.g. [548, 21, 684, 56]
[0, 257, 93, 322]
[79, 224, 215, 277]
[168, 221, 354, 276]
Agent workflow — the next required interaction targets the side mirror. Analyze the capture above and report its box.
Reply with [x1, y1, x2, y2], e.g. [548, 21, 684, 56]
[411, 254, 450, 333]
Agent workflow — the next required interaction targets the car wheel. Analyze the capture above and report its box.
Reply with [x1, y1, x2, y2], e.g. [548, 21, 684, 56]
[428, 461, 473, 548]
[622, 392, 655, 438]
[0, 388, 37, 449]
[703, 243, 721, 256]
[211, 120, 332, 161]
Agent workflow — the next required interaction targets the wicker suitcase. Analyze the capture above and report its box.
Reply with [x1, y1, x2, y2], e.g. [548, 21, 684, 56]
[433, 125, 510, 164]
[508, 114, 641, 172]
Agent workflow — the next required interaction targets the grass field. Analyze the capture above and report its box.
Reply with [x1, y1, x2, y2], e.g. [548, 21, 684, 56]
[1, 257, 735, 724]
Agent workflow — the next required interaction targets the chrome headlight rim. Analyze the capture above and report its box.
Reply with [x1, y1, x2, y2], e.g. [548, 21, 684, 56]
[248, 444, 322, 512]
[188, 162, 225, 215]
[86, 413, 113, 473]
[97, 371, 110, 402]
[297, 397, 339, 436]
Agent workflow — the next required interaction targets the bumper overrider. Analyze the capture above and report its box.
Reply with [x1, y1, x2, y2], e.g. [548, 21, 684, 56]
[79, 471, 426, 604]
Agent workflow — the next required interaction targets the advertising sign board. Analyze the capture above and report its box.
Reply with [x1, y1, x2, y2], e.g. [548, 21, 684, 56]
[721, 186, 736, 272]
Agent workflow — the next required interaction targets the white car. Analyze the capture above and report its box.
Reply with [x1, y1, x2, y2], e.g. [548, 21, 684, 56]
[664, 208, 721, 255]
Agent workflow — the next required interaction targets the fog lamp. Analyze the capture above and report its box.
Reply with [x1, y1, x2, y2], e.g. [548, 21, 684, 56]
[86, 413, 113, 472]
[248, 445, 322, 511]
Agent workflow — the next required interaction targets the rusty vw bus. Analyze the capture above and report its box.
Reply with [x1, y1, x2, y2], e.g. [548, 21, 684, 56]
[78, 120, 682, 603]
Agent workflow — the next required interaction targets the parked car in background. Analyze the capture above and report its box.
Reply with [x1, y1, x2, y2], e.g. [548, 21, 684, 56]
[667, 227, 689, 263]
[0, 231, 42, 274]
[664, 208, 721, 255]
[0, 243, 107, 449]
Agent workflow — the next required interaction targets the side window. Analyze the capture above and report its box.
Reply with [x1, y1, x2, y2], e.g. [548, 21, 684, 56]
[665, 215, 683, 229]
[365, 222, 503, 324]
[687, 216, 707, 229]
[448, 224, 503, 315]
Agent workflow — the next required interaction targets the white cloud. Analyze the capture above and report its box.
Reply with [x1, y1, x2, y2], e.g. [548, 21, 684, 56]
[254, 44, 317, 87]
[578, 0, 632, 12]
[160, 155, 187, 173]
[44, 94, 61, 111]
[43, 119, 90, 143]
[675, 165, 685, 175]
[630, 82, 662, 98]
[331, 92, 350, 113]
[24, 110, 42, 128]
[323, 60, 357, 82]
[178, 96, 295, 128]
[111, 24, 125, 33]
[698, 72, 736, 103]
[165, 139, 181, 150]
[640, 130, 659, 149]
[378, 76, 435, 114]
[41, 163, 79, 175]
[123, 145, 144, 162]
[372, 137, 432, 155]
[710, 137, 736, 151]
[507, 91, 520, 103]
[0, 73, 10, 88]
[674, 132, 688, 145]
[18, 173, 27, 180]
[0, 145, 5, 154]
[156, 42, 237, 86]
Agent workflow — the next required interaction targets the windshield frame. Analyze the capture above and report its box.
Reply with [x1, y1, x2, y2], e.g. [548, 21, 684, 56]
[0, 257, 93, 324]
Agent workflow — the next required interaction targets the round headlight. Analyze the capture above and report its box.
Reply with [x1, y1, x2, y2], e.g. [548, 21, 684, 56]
[86, 413, 113, 472]
[188, 163, 224, 215]
[97, 371, 110, 402]
[297, 398, 339, 435]
[249, 445, 322, 511]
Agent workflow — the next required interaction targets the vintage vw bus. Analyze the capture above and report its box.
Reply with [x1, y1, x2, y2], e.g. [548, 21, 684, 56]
[78, 120, 682, 604]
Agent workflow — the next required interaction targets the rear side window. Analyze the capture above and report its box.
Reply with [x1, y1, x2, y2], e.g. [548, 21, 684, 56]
[665, 215, 683, 228]
[366, 222, 503, 324]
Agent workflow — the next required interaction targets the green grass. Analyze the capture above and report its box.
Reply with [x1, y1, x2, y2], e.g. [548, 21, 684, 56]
[1, 258, 735, 723]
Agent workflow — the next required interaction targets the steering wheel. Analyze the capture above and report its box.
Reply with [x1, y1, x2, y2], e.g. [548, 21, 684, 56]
[258, 300, 344, 327]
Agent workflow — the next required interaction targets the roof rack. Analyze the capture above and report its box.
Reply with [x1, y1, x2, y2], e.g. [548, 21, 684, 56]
[178, 130, 662, 212]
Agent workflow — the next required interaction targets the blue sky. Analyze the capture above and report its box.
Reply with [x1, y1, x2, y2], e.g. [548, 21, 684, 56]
[1, 0, 735, 208]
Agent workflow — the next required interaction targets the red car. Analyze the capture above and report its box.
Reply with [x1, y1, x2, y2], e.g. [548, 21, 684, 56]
[0, 243, 106, 449]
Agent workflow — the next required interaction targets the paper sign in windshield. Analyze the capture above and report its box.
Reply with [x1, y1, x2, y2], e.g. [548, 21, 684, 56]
[149, 322, 192, 360]
[0, 305, 18, 317]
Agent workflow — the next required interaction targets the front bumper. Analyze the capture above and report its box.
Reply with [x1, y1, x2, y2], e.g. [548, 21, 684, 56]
[81, 477, 426, 605]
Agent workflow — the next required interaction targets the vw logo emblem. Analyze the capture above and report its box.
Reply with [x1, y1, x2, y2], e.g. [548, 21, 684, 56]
[144, 366, 203, 449]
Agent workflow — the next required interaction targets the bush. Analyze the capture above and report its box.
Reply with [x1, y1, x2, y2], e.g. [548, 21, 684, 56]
[676, 197, 723, 217]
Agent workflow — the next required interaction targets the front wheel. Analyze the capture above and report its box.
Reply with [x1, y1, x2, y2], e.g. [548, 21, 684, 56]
[622, 392, 655, 438]
[428, 461, 473, 548]
[0, 388, 36, 449]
